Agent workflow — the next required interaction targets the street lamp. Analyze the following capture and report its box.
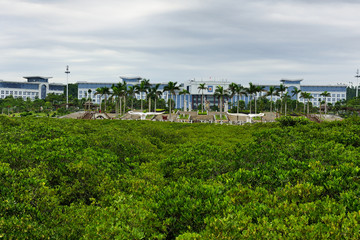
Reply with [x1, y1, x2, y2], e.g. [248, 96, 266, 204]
[65, 65, 70, 109]
[355, 69, 360, 98]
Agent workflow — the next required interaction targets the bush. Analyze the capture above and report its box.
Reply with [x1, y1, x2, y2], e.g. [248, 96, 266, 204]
[276, 116, 310, 126]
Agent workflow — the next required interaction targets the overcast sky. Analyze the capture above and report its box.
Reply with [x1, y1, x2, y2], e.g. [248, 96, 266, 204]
[1, 0, 360, 86]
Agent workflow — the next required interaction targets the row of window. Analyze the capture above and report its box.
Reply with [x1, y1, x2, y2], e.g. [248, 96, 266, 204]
[1, 90, 38, 96]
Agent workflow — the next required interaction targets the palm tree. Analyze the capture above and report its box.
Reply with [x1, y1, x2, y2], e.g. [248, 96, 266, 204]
[127, 85, 137, 110]
[306, 93, 313, 115]
[247, 82, 257, 114]
[135, 79, 150, 112]
[95, 86, 110, 112]
[147, 83, 161, 112]
[283, 92, 290, 116]
[228, 82, 239, 110]
[87, 89, 92, 101]
[111, 83, 126, 115]
[320, 91, 331, 115]
[163, 81, 180, 119]
[265, 86, 278, 113]
[254, 85, 265, 114]
[179, 89, 190, 111]
[214, 85, 229, 118]
[198, 83, 207, 112]
[291, 87, 301, 112]
[235, 85, 247, 114]
[300, 91, 308, 113]
[277, 84, 288, 114]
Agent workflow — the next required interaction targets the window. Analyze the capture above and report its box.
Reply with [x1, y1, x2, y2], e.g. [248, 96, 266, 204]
[342, 94, 345, 98]
[337, 94, 340, 98]
[332, 98, 335, 102]
[332, 94, 335, 97]
[1, 90, 3, 94]
[6, 91, 9, 94]
[14, 91, 17, 95]
[32, 92, 35, 95]
[19, 91, 22, 95]
[1, 95, 3, 98]
[10, 91, 13, 95]
[327, 98, 331, 101]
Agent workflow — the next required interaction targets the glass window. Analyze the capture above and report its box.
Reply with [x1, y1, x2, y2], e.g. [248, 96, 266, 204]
[342, 94, 345, 98]
[19, 91, 22, 95]
[337, 94, 340, 98]
[1, 95, 3, 98]
[6, 91, 9, 94]
[332, 98, 335, 102]
[14, 91, 17, 95]
[327, 98, 331, 101]
[332, 94, 335, 97]
[1, 90, 3, 94]
[32, 92, 35, 95]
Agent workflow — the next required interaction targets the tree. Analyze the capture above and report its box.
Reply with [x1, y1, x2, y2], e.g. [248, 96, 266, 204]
[135, 79, 150, 112]
[87, 89, 92, 101]
[95, 87, 110, 112]
[179, 89, 190, 112]
[111, 83, 126, 115]
[307, 93, 314, 115]
[254, 85, 265, 114]
[283, 92, 290, 116]
[214, 85, 229, 118]
[127, 86, 137, 110]
[235, 85, 247, 114]
[228, 83, 238, 109]
[266, 86, 279, 113]
[198, 83, 207, 113]
[277, 84, 288, 114]
[247, 83, 257, 114]
[163, 81, 180, 119]
[320, 91, 331, 115]
[291, 87, 301, 112]
[300, 91, 308, 113]
[149, 84, 162, 112]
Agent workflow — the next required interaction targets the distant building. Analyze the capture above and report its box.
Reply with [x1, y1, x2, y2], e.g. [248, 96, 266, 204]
[260, 79, 347, 107]
[0, 76, 65, 100]
[76, 76, 347, 110]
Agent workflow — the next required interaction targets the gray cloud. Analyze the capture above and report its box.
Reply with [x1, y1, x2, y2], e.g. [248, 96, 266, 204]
[0, 0, 359, 85]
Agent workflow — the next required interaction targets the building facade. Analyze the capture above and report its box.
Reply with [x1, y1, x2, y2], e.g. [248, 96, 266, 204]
[76, 77, 347, 110]
[260, 79, 347, 108]
[0, 76, 65, 100]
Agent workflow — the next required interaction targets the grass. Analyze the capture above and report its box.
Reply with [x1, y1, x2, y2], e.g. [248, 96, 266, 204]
[215, 114, 227, 120]
[178, 114, 189, 119]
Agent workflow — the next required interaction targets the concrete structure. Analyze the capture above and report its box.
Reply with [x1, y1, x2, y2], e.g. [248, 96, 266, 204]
[76, 76, 347, 110]
[0, 76, 65, 100]
[260, 79, 347, 107]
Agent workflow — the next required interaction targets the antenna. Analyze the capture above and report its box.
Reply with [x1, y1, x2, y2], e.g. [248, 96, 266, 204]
[65, 65, 70, 109]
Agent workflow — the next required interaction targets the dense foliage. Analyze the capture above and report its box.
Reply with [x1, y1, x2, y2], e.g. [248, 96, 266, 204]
[2, 117, 360, 239]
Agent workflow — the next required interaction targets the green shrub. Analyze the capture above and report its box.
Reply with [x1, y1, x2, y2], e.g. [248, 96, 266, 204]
[276, 116, 310, 126]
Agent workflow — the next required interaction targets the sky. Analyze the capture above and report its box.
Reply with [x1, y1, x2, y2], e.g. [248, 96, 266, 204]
[1, 0, 360, 86]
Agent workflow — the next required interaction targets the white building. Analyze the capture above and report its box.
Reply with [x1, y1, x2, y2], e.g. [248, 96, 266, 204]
[0, 76, 64, 100]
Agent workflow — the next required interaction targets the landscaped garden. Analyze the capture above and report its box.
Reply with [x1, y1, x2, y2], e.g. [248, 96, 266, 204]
[2, 116, 360, 239]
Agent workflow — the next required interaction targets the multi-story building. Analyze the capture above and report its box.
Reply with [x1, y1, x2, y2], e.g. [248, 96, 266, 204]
[0, 76, 65, 100]
[76, 76, 347, 110]
[260, 79, 347, 107]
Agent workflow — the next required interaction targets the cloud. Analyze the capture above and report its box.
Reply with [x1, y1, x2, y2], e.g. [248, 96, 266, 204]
[0, 0, 360, 85]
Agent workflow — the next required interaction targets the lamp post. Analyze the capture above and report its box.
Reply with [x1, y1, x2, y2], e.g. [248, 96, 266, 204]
[355, 69, 360, 98]
[65, 65, 70, 109]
